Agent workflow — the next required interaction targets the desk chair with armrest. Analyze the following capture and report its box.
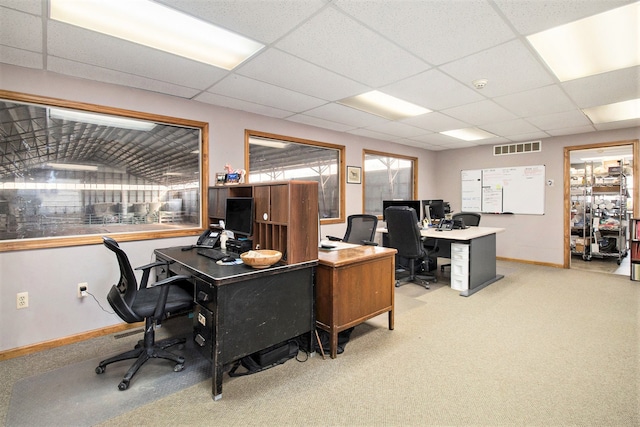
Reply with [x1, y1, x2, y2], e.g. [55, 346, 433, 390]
[440, 212, 482, 272]
[326, 214, 378, 245]
[96, 236, 194, 391]
[384, 206, 436, 289]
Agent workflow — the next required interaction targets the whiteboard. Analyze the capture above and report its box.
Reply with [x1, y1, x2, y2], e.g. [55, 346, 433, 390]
[461, 165, 545, 215]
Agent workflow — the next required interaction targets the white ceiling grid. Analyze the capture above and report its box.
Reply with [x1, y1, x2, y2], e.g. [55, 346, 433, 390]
[0, 0, 638, 151]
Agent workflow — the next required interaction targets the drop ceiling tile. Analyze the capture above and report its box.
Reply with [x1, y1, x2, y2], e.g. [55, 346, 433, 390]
[493, 0, 633, 36]
[594, 117, 640, 131]
[442, 100, 517, 126]
[286, 114, 356, 132]
[505, 131, 550, 142]
[481, 119, 541, 137]
[0, 46, 42, 69]
[275, 7, 428, 87]
[207, 74, 326, 112]
[0, 0, 42, 15]
[1, 7, 42, 52]
[47, 22, 227, 90]
[195, 92, 292, 119]
[303, 103, 389, 128]
[362, 121, 427, 139]
[527, 109, 591, 131]
[347, 128, 396, 142]
[381, 69, 484, 111]
[494, 85, 575, 117]
[335, 0, 515, 65]
[440, 40, 555, 97]
[163, 0, 326, 44]
[562, 66, 640, 108]
[547, 125, 597, 137]
[237, 48, 367, 101]
[47, 57, 201, 99]
[401, 112, 469, 133]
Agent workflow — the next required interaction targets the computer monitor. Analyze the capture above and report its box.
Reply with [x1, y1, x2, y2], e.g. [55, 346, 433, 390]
[423, 199, 445, 220]
[225, 197, 254, 237]
[382, 200, 421, 221]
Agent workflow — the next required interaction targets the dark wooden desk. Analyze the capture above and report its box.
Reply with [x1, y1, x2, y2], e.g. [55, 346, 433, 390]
[316, 245, 397, 358]
[154, 247, 316, 400]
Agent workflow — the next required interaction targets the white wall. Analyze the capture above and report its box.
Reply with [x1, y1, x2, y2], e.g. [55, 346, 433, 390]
[435, 128, 640, 265]
[1, 63, 639, 351]
[0, 64, 436, 351]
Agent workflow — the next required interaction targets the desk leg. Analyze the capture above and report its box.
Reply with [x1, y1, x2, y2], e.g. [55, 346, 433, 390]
[212, 361, 223, 400]
[330, 329, 338, 359]
[388, 309, 394, 330]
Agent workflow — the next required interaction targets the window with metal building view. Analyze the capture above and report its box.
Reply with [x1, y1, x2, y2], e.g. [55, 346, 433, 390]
[246, 130, 344, 223]
[0, 91, 206, 251]
[364, 150, 417, 217]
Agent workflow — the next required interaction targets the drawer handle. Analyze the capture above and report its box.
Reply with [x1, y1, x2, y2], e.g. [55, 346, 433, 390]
[195, 334, 206, 347]
[197, 291, 209, 302]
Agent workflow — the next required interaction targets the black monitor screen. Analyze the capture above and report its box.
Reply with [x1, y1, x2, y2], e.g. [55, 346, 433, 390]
[382, 200, 421, 220]
[423, 199, 445, 220]
[225, 197, 254, 237]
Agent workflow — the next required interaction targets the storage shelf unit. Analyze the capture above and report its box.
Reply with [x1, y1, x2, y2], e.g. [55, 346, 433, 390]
[570, 161, 628, 264]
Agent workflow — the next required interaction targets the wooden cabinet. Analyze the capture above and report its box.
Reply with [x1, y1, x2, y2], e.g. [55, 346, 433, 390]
[207, 181, 318, 264]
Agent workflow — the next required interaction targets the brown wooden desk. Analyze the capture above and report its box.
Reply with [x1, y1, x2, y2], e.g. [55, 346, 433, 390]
[316, 245, 397, 358]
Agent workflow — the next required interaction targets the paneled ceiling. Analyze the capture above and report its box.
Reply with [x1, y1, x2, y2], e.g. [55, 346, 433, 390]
[1, 0, 639, 154]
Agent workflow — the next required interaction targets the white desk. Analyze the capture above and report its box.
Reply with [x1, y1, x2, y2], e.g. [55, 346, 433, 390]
[379, 226, 505, 296]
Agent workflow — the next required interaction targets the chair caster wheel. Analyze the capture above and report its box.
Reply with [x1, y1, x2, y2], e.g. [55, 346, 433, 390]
[174, 363, 185, 372]
[95, 366, 105, 374]
[118, 380, 129, 391]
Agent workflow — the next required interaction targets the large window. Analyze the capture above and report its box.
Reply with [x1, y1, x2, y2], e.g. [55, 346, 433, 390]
[245, 130, 344, 223]
[0, 90, 208, 252]
[363, 150, 417, 217]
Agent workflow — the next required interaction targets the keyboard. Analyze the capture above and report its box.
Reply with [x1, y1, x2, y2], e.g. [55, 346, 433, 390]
[197, 248, 230, 261]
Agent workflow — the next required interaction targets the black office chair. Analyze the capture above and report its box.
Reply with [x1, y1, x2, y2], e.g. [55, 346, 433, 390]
[384, 206, 436, 289]
[441, 212, 481, 272]
[327, 214, 378, 245]
[96, 236, 194, 391]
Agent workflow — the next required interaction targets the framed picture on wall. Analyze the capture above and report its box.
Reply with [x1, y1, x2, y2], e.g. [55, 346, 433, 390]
[347, 166, 361, 184]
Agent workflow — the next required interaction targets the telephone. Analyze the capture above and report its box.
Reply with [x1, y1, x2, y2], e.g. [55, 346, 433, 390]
[196, 229, 220, 248]
[437, 219, 454, 231]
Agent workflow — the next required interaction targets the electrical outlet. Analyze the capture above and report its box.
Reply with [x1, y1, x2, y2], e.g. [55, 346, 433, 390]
[17, 292, 28, 309]
[78, 282, 88, 298]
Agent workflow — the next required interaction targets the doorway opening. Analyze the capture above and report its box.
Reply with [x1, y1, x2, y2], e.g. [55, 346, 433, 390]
[564, 140, 639, 275]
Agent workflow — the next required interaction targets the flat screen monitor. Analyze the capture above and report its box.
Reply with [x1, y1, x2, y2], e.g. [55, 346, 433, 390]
[225, 197, 254, 237]
[382, 200, 421, 221]
[423, 199, 445, 220]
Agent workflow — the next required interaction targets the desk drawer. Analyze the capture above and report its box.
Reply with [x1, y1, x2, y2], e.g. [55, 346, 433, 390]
[451, 243, 469, 259]
[451, 261, 469, 277]
[450, 273, 469, 291]
[193, 304, 214, 360]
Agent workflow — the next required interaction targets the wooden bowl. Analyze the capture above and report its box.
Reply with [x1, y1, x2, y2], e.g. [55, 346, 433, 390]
[240, 250, 282, 269]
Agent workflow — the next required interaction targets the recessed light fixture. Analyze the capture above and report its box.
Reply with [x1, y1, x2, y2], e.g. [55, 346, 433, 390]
[441, 128, 496, 141]
[50, 0, 264, 70]
[49, 108, 156, 131]
[249, 137, 289, 149]
[338, 91, 431, 120]
[527, 2, 640, 81]
[582, 99, 640, 124]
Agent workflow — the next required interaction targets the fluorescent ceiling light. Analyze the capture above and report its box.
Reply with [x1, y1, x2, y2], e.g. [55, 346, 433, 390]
[49, 108, 156, 131]
[50, 0, 264, 70]
[338, 91, 431, 120]
[440, 128, 496, 141]
[582, 99, 640, 124]
[47, 163, 98, 171]
[527, 2, 640, 81]
[580, 155, 632, 162]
